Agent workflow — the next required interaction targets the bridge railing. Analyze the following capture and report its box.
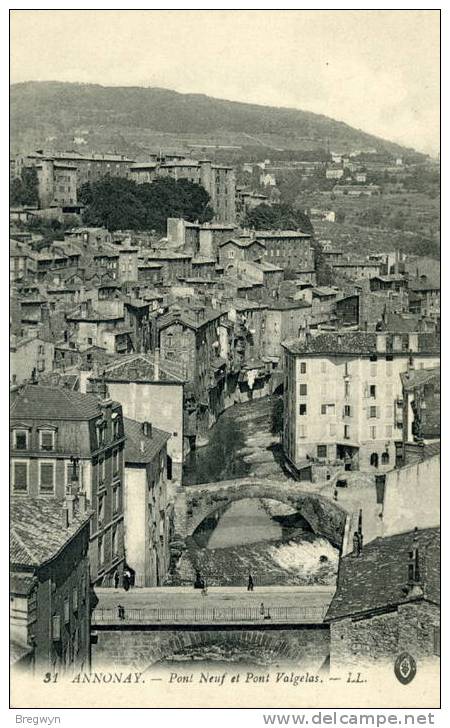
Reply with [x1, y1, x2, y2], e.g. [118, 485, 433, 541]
[92, 604, 328, 625]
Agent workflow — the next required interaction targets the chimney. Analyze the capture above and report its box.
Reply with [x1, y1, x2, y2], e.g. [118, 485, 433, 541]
[61, 505, 69, 529]
[77, 492, 87, 515]
[143, 421, 152, 438]
[353, 509, 364, 557]
[407, 528, 423, 597]
[376, 333, 387, 353]
[154, 349, 160, 381]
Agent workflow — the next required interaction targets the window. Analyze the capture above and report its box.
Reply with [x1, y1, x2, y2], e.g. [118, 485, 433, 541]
[370, 426, 377, 440]
[64, 597, 70, 624]
[113, 449, 119, 475]
[39, 429, 55, 451]
[369, 385, 376, 398]
[98, 536, 104, 567]
[317, 445, 327, 459]
[370, 406, 377, 418]
[300, 362, 307, 374]
[39, 461, 55, 495]
[386, 405, 393, 419]
[329, 424, 337, 437]
[98, 456, 106, 486]
[385, 425, 393, 438]
[98, 494, 105, 524]
[386, 361, 393, 377]
[52, 614, 61, 641]
[113, 416, 120, 439]
[370, 452, 379, 467]
[370, 362, 377, 377]
[113, 484, 120, 514]
[299, 425, 307, 438]
[344, 425, 350, 440]
[97, 422, 106, 447]
[112, 526, 118, 557]
[381, 451, 390, 465]
[321, 404, 327, 415]
[299, 384, 307, 396]
[73, 586, 78, 612]
[344, 405, 351, 417]
[228, 250, 235, 259]
[12, 461, 28, 492]
[344, 381, 350, 398]
[299, 404, 307, 416]
[13, 429, 28, 450]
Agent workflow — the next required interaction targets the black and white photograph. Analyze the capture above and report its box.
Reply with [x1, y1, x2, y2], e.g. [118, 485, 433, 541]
[8, 8, 441, 712]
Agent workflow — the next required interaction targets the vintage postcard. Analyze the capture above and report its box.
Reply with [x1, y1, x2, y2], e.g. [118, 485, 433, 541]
[9, 8, 440, 711]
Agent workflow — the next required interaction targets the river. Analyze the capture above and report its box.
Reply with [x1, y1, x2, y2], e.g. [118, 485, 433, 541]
[170, 397, 339, 589]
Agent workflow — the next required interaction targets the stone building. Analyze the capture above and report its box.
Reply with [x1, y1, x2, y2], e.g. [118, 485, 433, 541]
[253, 230, 314, 271]
[325, 527, 440, 670]
[400, 367, 440, 466]
[10, 385, 126, 585]
[123, 417, 172, 586]
[218, 238, 266, 271]
[10, 495, 92, 674]
[87, 353, 185, 487]
[281, 331, 440, 476]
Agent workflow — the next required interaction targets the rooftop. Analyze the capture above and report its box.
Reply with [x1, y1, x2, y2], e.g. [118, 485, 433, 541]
[325, 527, 439, 622]
[282, 331, 440, 356]
[123, 417, 171, 464]
[10, 384, 119, 421]
[98, 353, 184, 383]
[10, 498, 92, 568]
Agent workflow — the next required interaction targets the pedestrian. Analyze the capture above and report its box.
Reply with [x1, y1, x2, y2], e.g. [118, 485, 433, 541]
[202, 579, 208, 596]
[118, 605, 125, 620]
[194, 570, 203, 589]
[123, 571, 130, 592]
[247, 573, 254, 591]
[260, 601, 265, 618]
[114, 570, 120, 590]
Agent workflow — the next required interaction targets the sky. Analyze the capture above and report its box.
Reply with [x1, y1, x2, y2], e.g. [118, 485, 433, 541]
[10, 10, 440, 155]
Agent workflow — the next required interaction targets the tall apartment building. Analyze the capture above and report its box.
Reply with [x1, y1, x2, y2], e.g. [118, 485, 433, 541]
[10, 385, 126, 585]
[282, 331, 440, 475]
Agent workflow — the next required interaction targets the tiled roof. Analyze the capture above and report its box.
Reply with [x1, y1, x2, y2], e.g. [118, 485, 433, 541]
[10, 384, 118, 421]
[325, 527, 440, 622]
[10, 572, 37, 596]
[401, 367, 440, 391]
[124, 417, 171, 464]
[282, 331, 440, 356]
[100, 353, 184, 383]
[218, 238, 265, 249]
[409, 276, 440, 292]
[254, 230, 311, 239]
[10, 498, 91, 568]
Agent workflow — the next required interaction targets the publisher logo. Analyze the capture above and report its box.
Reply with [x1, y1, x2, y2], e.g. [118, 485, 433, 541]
[394, 652, 417, 684]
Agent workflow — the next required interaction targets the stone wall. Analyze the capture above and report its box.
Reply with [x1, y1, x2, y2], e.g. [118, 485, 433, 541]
[329, 601, 439, 670]
[93, 625, 330, 672]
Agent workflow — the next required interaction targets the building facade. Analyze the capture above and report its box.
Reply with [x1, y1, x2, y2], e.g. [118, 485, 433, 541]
[10, 385, 126, 585]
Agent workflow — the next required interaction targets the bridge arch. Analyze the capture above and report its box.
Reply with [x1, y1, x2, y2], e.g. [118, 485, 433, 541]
[176, 479, 349, 548]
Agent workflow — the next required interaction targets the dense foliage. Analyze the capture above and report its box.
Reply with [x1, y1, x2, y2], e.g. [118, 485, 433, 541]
[10, 167, 39, 206]
[244, 203, 314, 235]
[79, 176, 214, 232]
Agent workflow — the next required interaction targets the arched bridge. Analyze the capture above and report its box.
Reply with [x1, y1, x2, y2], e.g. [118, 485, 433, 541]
[175, 478, 350, 548]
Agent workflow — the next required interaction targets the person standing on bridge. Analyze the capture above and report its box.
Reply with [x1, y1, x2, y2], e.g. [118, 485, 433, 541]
[114, 570, 120, 590]
[247, 574, 254, 591]
[260, 602, 265, 618]
[123, 570, 130, 591]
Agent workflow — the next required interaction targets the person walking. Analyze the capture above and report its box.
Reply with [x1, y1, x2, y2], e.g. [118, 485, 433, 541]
[114, 570, 120, 590]
[260, 602, 265, 618]
[247, 573, 254, 591]
[123, 571, 130, 592]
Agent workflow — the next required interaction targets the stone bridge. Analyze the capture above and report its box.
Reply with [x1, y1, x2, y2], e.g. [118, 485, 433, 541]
[174, 478, 350, 549]
[93, 624, 330, 671]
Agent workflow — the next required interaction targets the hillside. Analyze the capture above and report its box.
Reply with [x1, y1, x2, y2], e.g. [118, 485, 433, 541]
[10, 81, 420, 161]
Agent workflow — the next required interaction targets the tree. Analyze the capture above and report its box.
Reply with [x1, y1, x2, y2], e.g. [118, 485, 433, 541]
[271, 397, 284, 435]
[244, 203, 314, 235]
[312, 240, 335, 286]
[80, 175, 214, 232]
[10, 167, 39, 206]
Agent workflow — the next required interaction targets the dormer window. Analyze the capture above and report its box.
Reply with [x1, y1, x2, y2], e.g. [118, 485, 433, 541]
[13, 429, 28, 450]
[39, 429, 55, 452]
